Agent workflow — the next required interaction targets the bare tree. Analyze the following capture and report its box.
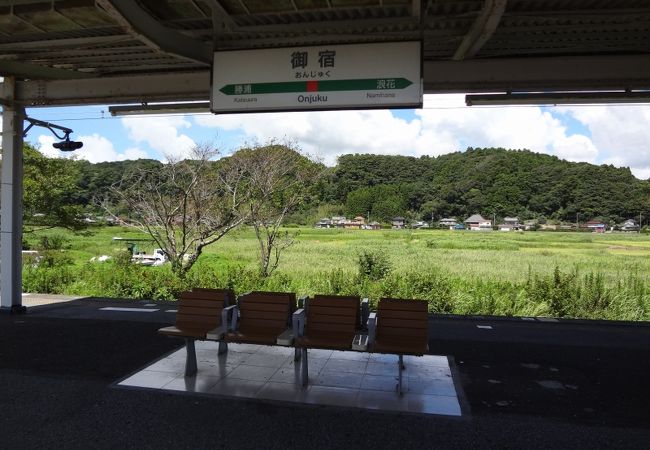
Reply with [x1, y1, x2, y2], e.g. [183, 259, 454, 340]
[230, 143, 322, 277]
[106, 143, 249, 278]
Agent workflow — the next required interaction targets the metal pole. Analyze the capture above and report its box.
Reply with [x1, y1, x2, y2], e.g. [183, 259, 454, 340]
[1, 76, 26, 313]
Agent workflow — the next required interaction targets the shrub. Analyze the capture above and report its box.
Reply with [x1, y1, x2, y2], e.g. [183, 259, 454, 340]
[357, 249, 392, 281]
[38, 234, 69, 251]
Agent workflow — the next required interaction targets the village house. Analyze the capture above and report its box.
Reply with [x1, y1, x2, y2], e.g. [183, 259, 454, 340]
[315, 218, 332, 228]
[392, 216, 406, 229]
[439, 218, 457, 229]
[620, 219, 639, 232]
[411, 220, 429, 229]
[585, 219, 606, 233]
[343, 216, 366, 229]
[498, 217, 522, 231]
[465, 214, 492, 231]
[367, 221, 381, 230]
[330, 216, 346, 228]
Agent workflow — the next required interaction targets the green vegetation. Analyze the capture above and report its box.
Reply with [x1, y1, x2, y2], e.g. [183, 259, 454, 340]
[22, 227, 650, 321]
[17, 144, 650, 320]
[331, 149, 650, 224]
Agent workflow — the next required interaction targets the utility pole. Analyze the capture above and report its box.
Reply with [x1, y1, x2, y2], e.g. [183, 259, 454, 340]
[640, 212, 643, 234]
[576, 212, 579, 232]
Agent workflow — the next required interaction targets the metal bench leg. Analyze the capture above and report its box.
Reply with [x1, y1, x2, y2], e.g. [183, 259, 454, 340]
[397, 355, 404, 396]
[294, 347, 301, 362]
[218, 340, 228, 355]
[185, 338, 197, 377]
[301, 348, 309, 387]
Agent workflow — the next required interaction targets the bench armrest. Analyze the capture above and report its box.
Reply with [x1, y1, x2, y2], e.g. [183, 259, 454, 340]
[221, 305, 238, 332]
[292, 308, 306, 338]
[367, 312, 377, 345]
[360, 298, 370, 330]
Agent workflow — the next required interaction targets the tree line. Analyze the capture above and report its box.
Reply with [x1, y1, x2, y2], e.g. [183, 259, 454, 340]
[22, 145, 650, 233]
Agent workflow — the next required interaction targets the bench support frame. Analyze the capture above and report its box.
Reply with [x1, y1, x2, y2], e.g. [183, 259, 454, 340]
[301, 348, 309, 387]
[185, 338, 197, 377]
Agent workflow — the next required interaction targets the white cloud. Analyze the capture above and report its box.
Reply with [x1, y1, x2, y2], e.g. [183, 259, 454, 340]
[195, 94, 599, 166]
[36, 133, 148, 162]
[121, 116, 195, 160]
[556, 105, 650, 178]
[118, 147, 149, 161]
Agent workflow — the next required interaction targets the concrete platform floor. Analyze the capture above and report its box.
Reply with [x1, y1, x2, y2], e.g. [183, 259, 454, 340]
[4, 297, 650, 449]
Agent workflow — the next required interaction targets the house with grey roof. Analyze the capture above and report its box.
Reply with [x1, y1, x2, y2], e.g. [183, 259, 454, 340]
[465, 214, 492, 231]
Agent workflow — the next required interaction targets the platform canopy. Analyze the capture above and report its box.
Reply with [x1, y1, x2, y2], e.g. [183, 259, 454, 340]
[0, 0, 648, 106]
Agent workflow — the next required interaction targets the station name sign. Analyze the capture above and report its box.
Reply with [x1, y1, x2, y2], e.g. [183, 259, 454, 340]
[210, 41, 422, 113]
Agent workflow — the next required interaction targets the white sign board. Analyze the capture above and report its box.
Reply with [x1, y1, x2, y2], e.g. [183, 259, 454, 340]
[211, 41, 422, 113]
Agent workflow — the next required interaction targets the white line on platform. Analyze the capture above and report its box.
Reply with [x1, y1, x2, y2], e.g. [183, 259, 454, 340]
[477, 325, 493, 330]
[100, 307, 160, 313]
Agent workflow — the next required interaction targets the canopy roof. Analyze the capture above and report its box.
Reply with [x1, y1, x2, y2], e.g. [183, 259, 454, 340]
[1, 0, 649, 106]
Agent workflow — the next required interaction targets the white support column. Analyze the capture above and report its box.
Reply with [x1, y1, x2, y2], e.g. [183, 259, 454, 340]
[1, 76, 26, 313]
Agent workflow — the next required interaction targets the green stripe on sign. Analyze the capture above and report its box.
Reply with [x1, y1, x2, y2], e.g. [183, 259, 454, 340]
[219, 78, 413, 95]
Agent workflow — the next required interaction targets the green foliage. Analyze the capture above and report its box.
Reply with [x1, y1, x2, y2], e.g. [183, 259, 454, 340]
[331, 148, 650, 223]
[37, 234, 69, 251]
[357, 249, 392, 281]
[22, 144, 86, 231]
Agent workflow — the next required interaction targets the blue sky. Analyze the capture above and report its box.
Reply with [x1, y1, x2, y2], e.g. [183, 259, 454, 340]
[26, 94, 650, 179]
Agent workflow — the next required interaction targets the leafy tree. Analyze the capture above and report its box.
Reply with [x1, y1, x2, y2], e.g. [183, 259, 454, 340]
[22, 144, 86, 232]
[106, 143, 251, 278]
[229, 143, 322, 277]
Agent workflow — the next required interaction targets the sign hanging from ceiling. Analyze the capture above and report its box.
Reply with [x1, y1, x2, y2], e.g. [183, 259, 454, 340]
[211, 41, 422, 113]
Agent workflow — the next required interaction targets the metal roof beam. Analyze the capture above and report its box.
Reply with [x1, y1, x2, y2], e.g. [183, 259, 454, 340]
[0, 34, 134, 51]
[203, 0, 237, 32]
[15, 54, 650, 105]
[424, 54, 650, 93]
[16, 70, 210, 106]
[453, 0, 507, 60]
[219, 16, 420, 35]
[0, 59, 94, 79]
[96, 0, 211, 65]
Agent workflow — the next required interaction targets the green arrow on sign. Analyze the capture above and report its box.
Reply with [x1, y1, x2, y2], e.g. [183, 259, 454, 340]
[219, 78, 413, 95]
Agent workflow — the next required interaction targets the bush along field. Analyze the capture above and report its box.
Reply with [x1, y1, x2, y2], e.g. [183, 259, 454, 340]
[21, 227, 650, 321]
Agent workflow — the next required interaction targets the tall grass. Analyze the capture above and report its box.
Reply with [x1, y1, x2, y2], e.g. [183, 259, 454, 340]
[20, 226, 650, 321]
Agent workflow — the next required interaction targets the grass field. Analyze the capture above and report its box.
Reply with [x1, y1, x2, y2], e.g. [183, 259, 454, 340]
[22, 226, 650, 320]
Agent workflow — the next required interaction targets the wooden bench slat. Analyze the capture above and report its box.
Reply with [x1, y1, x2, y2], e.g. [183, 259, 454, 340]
[308, 322, 355, 334]
[378, 327, 428, 338]
[378, 317, 428, 329]
[177, 316, 221, 326]
[239, 319, 286, 331]
[242, 292, 296, 303]
[181, 291, 230, 301]
[240, 302, 290, 313]
[309, 314, 357, 325]
[240, 310, 288, 321]
[308, 305, 357, 316]
[176, 307, 221, 317]
[379, 298, 428, 311]
[376, 309, 427, 320]
[309, 297, 359, 308]
[178, 298, 226, 308]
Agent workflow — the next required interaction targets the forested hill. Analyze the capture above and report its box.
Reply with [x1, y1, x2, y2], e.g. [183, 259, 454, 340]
[33, 146, 650, 225]
[324, 148, 650, 223]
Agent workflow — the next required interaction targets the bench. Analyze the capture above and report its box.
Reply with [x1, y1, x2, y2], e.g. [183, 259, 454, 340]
[368, 298, 429, 394]
[224, 291, 296, 348]
[293, 294, 363, 386]
[158, 288, 234, 376]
